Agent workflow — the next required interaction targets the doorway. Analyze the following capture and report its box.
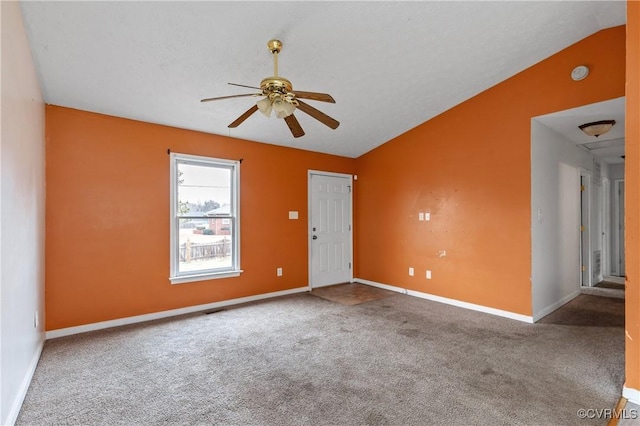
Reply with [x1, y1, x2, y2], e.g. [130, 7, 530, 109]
[308, 171, 353, 288]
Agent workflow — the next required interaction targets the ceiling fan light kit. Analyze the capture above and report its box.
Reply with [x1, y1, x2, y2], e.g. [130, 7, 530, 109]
[257, 92, 296, 118]
[200, 39, 339, 138]
[273, 96, 296, 118]
[256, 96, 273, 117]
[578, 119, 616, 137]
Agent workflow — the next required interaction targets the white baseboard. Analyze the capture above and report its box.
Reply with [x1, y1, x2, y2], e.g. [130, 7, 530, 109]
[46, 287, 308, 339]
[532, 289, 581, 322]
[354, 278, 533, 323]
[4, 339, 44, 426]
[623, 385, 640, 405]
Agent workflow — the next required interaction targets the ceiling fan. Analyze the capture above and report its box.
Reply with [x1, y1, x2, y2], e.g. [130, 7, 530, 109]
[200, 39, 339, 138]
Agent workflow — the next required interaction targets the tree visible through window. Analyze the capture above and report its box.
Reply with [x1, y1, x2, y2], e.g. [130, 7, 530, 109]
[170, 153, 240, 283]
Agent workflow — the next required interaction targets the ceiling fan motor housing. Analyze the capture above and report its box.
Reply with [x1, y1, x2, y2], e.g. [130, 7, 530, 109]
[260, 77, 298, 107]
[260, 77, 293, 94]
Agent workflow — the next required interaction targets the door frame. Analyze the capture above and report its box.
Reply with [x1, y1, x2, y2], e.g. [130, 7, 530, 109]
[307, 170, 354, 289]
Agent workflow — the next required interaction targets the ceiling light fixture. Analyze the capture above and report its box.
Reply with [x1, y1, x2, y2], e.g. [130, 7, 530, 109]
[256, 94, 296, 119]
[272, 96, 296, 118]
[579, 120, 616, 137]
[257, 97, 273, 117]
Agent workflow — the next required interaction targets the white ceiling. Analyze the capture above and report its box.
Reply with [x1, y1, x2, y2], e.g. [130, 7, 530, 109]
[20, 1, 626, 158]
[535, 97, 625, 164]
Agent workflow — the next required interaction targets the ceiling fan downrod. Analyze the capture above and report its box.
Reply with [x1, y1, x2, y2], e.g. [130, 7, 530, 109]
[267, 39, 282, 77]
[260, 39, 292, 95]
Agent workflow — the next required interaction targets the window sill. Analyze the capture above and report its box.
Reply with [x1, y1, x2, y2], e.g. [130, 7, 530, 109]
[170, 270, 243, 285]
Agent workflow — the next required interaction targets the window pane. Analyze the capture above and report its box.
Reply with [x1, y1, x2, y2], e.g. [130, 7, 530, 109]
[177, 162, 231, 216]
[170, 153, 240, 283]
[178, 218, 233, 273]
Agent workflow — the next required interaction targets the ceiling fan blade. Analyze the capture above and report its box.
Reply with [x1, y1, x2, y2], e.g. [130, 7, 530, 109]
[228, 83, 262, 90]
[292, 91, 335, 103]
[284, 114, 305, 138]
[296, 100, 340, 129]
[228, 105, 259, 128]
[201, 93, 261, 102]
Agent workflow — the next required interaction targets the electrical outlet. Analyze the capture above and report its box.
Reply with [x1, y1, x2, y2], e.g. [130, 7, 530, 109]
[418, 212, 424, 221]
[277, 268, 283, 276]
[426, 270, 432, 279]
[34, 311, 39, 328]
[409, 267, 414, 276]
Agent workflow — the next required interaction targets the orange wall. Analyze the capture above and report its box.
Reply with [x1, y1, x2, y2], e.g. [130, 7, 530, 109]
[354, 26, 626, 315]
[45, 106, 355, 330]
[46, 26, 628, 330]
[625, 1, 640, 393]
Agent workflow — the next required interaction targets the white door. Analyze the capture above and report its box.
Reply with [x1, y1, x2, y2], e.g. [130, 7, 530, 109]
[618, 181, 625, 276]
[602, 177, 611, 277]
[580, 174, 591, 286]
[612, 179, 625, 277]
[308, 172, 353, 288]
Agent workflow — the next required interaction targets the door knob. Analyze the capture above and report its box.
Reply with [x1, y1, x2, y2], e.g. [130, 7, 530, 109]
[312, 235, 318, 240]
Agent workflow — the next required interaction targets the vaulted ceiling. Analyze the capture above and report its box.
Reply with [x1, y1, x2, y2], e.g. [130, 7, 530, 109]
[20, 1, 626, 158]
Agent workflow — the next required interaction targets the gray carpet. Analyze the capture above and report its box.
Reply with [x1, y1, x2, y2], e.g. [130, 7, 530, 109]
[17, 292, 624, 425]
[538, 294, 625, 327]
[595, 281, 626, 291]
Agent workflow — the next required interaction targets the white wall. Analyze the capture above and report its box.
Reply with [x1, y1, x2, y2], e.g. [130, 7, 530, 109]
[0, 2, 46, 425]
[531, 120, 598, 321]
[609, 163, 625, 180]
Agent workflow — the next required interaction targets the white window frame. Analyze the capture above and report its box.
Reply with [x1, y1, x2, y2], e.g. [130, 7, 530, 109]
[169, 152, 241, 284]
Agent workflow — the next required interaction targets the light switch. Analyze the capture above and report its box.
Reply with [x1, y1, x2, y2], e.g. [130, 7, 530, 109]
[425, 212, 431, 221]
[289, 211, 299, 220]
[409, 267, 414, 276]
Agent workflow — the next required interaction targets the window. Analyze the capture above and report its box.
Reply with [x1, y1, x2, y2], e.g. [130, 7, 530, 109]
[170, 153, 241, 284]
